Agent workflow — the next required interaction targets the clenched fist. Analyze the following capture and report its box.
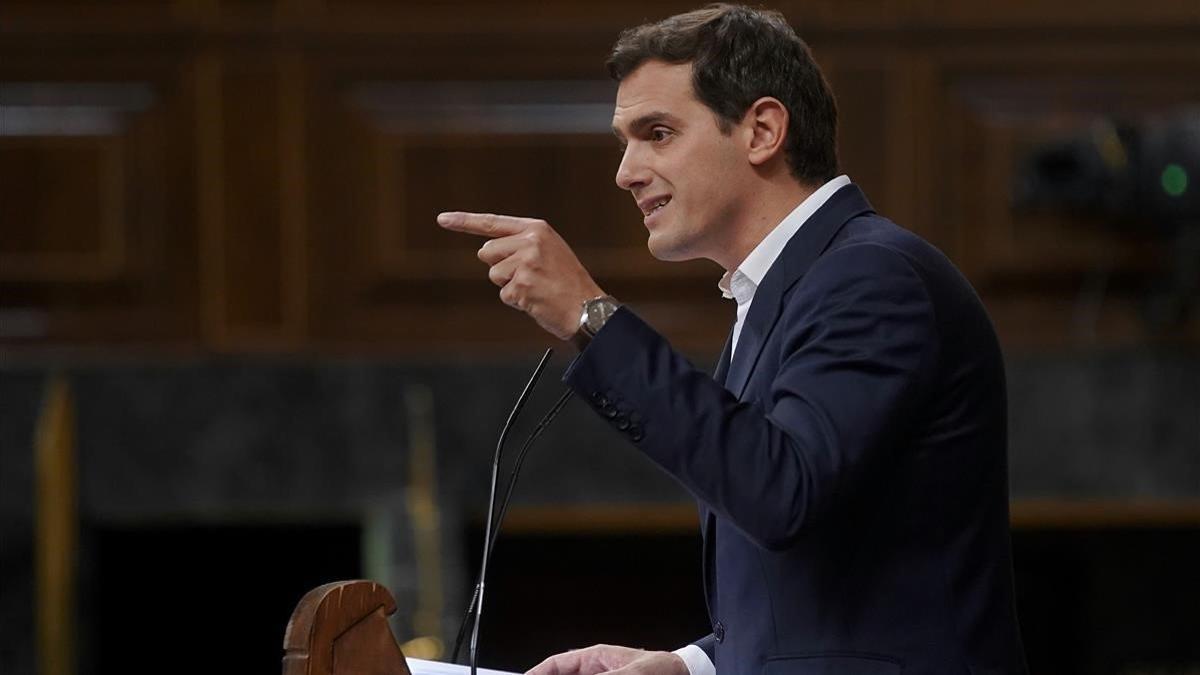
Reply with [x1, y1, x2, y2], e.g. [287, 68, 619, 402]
[437, 212, 605, 340]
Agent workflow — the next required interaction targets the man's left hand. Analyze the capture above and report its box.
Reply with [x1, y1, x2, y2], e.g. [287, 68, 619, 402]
[525, 644, 689, 675]
[437, 212, 604, 340]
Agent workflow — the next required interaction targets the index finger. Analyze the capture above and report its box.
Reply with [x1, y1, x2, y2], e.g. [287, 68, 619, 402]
[437, 212, 537, 238]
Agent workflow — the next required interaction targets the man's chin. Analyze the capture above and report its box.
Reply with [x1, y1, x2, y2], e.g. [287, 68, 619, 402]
[646, 234, 692, 262]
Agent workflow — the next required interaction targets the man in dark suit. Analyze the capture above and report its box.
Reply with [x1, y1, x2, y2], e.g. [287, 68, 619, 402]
[438, 4, 1027, 674]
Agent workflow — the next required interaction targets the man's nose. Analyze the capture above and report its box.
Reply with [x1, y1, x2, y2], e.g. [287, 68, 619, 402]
[615, 145, 648, 191]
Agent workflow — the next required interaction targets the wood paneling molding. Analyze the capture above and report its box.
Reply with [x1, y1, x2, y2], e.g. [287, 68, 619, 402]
[0, 137, 126, 282]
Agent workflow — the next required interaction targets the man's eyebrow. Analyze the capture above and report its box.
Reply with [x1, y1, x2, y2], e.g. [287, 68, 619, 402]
[611, 111, 680, 140]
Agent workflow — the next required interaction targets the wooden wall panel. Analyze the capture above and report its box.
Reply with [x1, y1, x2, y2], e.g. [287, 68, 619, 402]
[820, 51, 917, 235]
[0, 136, 125, 282]
[306, 56, 727, 353]
[4, 0, 1197, 34]
[306, 1, 702, 39]
[1, 1, 1198, 353]
[196, 51, 308, 350]
[781, 0, 915, 32]
[0, 56, 200, 346]
[913, 0, 1200, 28]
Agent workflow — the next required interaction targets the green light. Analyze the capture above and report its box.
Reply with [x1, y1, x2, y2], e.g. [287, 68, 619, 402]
[1161, 163, 1188, 197]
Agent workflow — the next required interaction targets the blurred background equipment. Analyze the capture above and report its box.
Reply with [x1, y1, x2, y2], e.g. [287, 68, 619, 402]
[1014, 111, 1200, 326]
[1014, 111, 1200, 226]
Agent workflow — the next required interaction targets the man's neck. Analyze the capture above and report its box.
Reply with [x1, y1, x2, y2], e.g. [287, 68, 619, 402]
[718, 180, 817, 272]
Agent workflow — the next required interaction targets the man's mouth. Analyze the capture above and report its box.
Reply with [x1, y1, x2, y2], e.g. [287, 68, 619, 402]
[639, 195, 672, 216]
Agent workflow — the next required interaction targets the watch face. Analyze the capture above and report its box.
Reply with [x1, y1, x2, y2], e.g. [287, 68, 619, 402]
[585, 297, 618, 334]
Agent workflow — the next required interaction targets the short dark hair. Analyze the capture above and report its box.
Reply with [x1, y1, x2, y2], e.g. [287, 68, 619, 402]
[607, 3, 839, 184]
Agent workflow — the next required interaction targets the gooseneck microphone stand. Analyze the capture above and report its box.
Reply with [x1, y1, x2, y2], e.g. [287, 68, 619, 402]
[451, 348, 574, 675]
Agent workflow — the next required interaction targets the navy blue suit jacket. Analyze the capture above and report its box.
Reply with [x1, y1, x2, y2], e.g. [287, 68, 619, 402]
[564, 185, 1027, 674]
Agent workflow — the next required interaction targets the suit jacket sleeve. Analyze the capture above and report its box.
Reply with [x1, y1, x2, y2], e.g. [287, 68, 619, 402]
[563, 243, 939, 550]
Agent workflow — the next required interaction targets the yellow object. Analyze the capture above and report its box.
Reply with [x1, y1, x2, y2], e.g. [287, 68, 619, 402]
[406, 384, 445, 660]
[35, 374, 77, 675]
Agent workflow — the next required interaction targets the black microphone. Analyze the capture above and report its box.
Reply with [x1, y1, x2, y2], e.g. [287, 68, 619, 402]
[490, 388, 573, 557]
[449, 349, 575, 674]
[455, 388, 574, 670]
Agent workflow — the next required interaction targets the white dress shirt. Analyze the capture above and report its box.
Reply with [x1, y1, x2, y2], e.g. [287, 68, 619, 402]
[717, 175, 850, 359]
[672, 174, 851, 675]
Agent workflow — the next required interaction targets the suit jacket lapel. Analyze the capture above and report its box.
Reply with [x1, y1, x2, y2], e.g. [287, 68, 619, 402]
[701, 325, 735, 624]
[713, 324, 734, 387]
[703, 328, 733, 549]
[723, 184, 876, 399]
[699, 185, 873, 626]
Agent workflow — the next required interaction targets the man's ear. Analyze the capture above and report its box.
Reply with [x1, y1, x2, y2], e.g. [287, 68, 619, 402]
[745, 97, 789, 167]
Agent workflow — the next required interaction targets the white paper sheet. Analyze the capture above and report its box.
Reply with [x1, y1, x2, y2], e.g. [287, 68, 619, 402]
[406, 657, 521, 675]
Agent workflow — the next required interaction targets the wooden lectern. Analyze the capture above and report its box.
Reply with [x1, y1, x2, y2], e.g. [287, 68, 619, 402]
[283, 580, 413, 675]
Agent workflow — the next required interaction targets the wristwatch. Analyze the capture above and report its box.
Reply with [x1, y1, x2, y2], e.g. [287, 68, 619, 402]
[571, 295, 621, 351]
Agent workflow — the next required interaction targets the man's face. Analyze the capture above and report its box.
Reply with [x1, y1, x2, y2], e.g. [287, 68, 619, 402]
[612, 60, 752, 265]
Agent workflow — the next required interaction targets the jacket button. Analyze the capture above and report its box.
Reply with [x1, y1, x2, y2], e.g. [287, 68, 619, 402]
[615, 415, 630, 430]
[592, 392, 609, 407]
[603, 406, 619, 419]
[714, 621, 725, 642]
[629, 425, 644, 442]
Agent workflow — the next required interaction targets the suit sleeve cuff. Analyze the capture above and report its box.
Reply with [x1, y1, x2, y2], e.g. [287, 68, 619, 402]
[672, 644, 715, 675]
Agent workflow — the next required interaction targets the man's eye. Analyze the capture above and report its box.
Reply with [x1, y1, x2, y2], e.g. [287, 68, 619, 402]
[651, 127, 673, 142]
